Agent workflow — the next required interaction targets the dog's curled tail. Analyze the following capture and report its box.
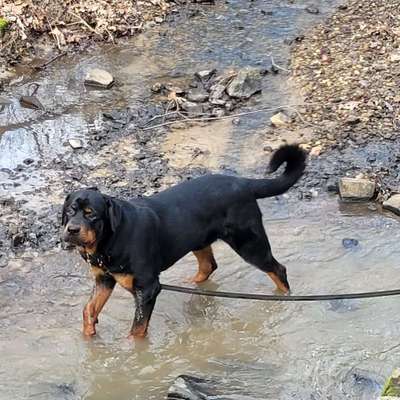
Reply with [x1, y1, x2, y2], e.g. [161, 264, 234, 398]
[250, 144, 307, 199]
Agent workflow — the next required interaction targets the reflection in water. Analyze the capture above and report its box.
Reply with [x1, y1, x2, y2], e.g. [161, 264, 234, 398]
[1, 198, 399, 399]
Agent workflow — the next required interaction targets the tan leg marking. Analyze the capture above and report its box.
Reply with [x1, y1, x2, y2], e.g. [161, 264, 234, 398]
[267, 272, 289, 294]
[83, 267, 115, 336]
[189, 245, 218, 283]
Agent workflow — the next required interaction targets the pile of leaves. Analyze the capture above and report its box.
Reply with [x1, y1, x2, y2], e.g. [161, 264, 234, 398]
[0, 0, 171, 66]
[290, 0, 400, 145]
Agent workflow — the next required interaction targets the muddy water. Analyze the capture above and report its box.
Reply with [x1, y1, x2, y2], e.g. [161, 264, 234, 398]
[3, 0, 399, 399]
[2, 199, 400, 399]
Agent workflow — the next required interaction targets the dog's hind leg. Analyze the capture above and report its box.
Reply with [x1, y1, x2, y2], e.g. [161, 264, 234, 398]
[223, 206, 290, 293]
[189, 245, 218, 283]
[83, 269, 116, 336]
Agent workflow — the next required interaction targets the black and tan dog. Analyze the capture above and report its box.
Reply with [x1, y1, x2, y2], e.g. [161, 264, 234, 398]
[62, 144, 306, 338]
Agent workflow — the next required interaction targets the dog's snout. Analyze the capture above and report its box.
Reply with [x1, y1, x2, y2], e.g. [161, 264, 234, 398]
[67, 224, 81, 234]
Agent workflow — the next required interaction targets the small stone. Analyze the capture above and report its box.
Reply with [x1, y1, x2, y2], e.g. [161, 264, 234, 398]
[154, 17, 164, 23]
[226, 67, 262, 99]
[209, 84, 226, 104]
[390, 51, 400, 63]
[232, 118, 241, 125]
[195, 69, 216, 81]
[305, 6, 319, 14]
[270, 112, 291, 127]
[326, 178, 339, 193]
[339, 178, 375, 201]
[181, 100, 203, 116]
[68, 139, 83, 149]
[84, 68, 114, 88]
[342, 238, 359, 249]
[310, 145, 322, 157]
[186, 89, 208, 102]
[383, 195, 400, 216]
[151, 82, 164, 93]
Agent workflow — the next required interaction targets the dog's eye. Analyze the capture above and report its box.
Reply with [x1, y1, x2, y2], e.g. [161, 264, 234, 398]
[66, 207, 75, 217]
[84, 208, 94, 218]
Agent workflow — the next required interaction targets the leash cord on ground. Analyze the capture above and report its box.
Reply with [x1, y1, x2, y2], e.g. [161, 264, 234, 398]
[160, 284, 400, 301]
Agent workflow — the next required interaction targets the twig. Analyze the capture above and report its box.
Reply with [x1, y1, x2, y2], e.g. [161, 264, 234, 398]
[141, 104, 318, 131]
[67, 11, 102, 36]
[34, 52, 67, 70]
[270, 55, 290, 73]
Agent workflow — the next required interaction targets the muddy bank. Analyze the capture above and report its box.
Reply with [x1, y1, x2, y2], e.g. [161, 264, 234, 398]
[0, 0, 173, 80]
[288, 0, 400, 194]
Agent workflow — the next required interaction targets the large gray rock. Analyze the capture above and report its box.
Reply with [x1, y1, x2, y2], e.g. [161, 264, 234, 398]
[226, 67, 262, 99]
[84, 68, 114, 88]
[383, 195, 400, 216]
[339, 178, 375, 201]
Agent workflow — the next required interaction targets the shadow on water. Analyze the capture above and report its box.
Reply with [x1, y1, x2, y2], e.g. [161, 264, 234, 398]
[2, 1, 398, 399]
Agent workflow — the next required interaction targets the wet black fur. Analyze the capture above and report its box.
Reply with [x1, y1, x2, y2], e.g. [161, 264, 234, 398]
[62, 144, 306, 332]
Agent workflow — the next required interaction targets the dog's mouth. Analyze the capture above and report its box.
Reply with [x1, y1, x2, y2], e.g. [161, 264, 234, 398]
[62, 226, 97, 248]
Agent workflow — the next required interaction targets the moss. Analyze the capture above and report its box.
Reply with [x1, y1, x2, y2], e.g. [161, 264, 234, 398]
[0, 18, 9, 34]
[382, 369, 400, 397]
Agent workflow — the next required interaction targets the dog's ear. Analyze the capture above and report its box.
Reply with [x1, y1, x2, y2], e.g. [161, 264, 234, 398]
[105, 197, 122, 233]
[61, 195, 71, 226]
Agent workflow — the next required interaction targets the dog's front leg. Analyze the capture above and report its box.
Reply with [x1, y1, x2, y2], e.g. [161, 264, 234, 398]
[83, 272, 116, 336]
[128, 280, 161, 339]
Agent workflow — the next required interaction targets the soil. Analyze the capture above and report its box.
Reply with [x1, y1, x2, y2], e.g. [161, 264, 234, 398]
[0, 0, 174, 77]
[288, 0, 400, 195]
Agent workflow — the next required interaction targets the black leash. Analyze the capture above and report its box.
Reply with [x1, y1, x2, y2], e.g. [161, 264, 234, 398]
[161, 284, 400, 301]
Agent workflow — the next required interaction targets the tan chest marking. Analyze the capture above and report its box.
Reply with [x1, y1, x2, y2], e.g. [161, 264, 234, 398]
[90, 265, 106, 279]
[112, 273, 135, 291]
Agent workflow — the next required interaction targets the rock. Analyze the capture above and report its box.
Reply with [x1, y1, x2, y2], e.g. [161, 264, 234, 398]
[84, 69, 114, 88]
[383, 194, 400, 216]
[209, 84, 226, 104]
[339, 178, 375, 201]
[305, 6, 320, 14]
[270, 111, 291, 127]
[226, 67, 262, 99]
[342, 238, 359, 249]
[167, 375, 259, 400]
[310, 145, 322, 156]
[326, 177, 339, 193]
[390, 51, 400, 62]
[186, 88, 209, 103]
[181, 100, 203, 116]
[381, 369, 400, 397]
[195, 69, 216, 81]
[151, 82, 164, 93]
[68, 139, 83, 149]
[155, 17, 164, 23]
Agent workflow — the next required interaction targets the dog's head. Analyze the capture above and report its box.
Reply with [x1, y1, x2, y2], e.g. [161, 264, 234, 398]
[61, 189, 121, 252]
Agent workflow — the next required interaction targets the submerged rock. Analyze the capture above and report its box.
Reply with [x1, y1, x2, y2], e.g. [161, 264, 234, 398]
[338, 178, 375, 201]
[226, 67, 262, 99]
[84, 68, 114, 88]
[167, 375, 261, 400]
[383, 195, 400, 216]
